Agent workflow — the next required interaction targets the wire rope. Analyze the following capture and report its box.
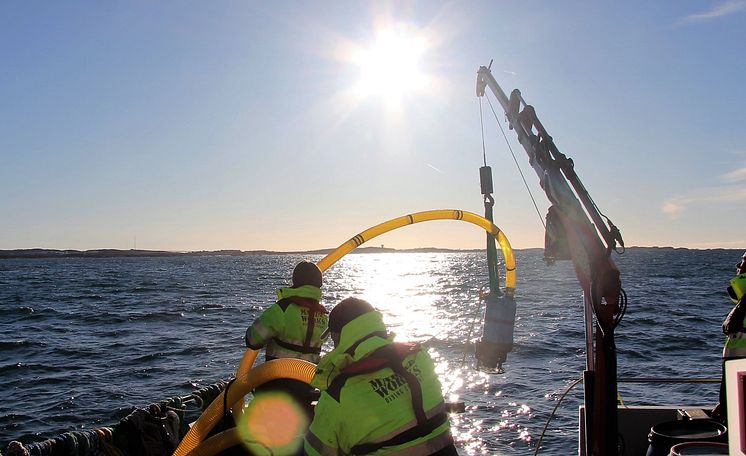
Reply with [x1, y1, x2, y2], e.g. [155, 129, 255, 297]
[533, 376, 583, 456]
[479, 98, 488, 167]
[483, 94, 546, 230]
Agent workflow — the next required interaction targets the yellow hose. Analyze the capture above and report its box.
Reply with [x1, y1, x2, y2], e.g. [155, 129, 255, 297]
[177, 209, 515, 455]
[185, 428, 241, 456]
[317, 209, 516, 290]
[234, 349, 259, 384]
[173, 357, 316, 456]
[230, 349, 259, 415]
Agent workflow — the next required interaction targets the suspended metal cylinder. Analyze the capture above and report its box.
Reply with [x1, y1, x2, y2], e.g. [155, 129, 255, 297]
[476, 293, 516, 370]
[479, 166, 493, 195]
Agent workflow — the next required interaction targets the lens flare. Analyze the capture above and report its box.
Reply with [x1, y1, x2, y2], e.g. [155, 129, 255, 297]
[235, 392, 308, 455]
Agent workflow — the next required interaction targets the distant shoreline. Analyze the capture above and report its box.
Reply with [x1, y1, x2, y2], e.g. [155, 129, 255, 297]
[0, 246, 719, 259]
[0, 246, 486, 259]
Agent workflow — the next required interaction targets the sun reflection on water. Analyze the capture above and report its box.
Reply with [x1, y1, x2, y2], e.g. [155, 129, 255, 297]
[322, 252, 541, 454]
[325, 252, 462, 341]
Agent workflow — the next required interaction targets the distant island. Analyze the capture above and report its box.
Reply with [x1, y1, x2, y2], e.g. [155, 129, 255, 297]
[0, 246, 717, 259]
[0, 247, 489, 259]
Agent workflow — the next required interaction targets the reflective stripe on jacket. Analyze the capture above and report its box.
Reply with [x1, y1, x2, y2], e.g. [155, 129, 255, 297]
[245, 285, 328, 363]
[304, 311, 453, 455]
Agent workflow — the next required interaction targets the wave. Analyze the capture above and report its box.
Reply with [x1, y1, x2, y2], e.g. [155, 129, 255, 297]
[0, 363, 67, 375]
[0, 339, 46, 351]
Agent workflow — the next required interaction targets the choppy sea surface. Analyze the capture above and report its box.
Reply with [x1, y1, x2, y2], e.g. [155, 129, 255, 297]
[0, 248, 741, 455]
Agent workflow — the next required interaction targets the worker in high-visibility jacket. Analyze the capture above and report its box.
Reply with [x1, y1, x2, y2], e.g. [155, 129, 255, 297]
[245, 260, 328, 363]
[245, 260, 328, 416]
[304, 297, 457, 456]
[717, 251, 746, 423]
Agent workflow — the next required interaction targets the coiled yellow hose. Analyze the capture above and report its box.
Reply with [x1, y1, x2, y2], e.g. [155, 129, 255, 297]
[184, 428, 241, 456]
[173, 355, 315, 456]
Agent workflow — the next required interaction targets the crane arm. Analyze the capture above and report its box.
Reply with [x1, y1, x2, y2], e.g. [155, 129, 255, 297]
[476, 63, 623, 456]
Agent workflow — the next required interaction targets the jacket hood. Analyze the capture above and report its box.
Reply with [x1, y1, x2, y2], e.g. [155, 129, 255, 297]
[311, 310, 392, 390]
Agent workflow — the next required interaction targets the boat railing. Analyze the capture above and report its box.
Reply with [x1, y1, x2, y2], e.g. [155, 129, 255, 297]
[618, 377, 720, 384]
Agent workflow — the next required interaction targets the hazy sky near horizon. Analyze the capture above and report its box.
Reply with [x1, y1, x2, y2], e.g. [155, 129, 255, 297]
[2, 1, 745, 252]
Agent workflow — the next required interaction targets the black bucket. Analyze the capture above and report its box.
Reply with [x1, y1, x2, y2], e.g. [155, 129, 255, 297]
[669, 441, 729, 455]
[646, 420, 727, 456]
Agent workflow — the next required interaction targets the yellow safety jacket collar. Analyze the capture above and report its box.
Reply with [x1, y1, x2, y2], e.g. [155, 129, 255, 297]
[276, 284, 322, 302]
[311, 311, 392, 390]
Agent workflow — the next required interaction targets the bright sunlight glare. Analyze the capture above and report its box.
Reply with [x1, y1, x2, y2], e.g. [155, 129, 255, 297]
[352, 27, 429, 106]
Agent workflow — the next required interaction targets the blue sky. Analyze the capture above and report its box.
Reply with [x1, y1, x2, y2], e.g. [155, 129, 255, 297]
[1, 1, 744, 251]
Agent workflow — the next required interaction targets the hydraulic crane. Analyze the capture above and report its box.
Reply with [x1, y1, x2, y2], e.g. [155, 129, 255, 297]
[476, 62, 625, 456]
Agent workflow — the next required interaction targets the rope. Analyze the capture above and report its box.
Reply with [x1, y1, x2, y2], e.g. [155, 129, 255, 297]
[16, 428, 122, 456]
[4, 378, 235, 456]
[613, 288, 628, 328]
[484, 93, 546, 230]
[617, 377, 720, 384]
[529, 373, 720, 455]
[479, 98, 488, 167]
[190, 379, 233, 411]
[533, 376, 583, 456]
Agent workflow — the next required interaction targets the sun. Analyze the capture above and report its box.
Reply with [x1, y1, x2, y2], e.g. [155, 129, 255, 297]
[351, 27, 429, 105]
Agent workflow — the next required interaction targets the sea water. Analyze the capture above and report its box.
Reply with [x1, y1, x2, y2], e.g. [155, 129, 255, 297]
[0, 248, 740, 455]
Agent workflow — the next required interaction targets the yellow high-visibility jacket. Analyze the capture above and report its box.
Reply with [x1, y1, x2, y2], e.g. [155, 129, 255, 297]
[245, 285, 328, 363]
[304, 311, 454, 455]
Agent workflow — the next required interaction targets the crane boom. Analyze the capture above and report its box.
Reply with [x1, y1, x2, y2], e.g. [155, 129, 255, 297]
[476, 63, 624, 456]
